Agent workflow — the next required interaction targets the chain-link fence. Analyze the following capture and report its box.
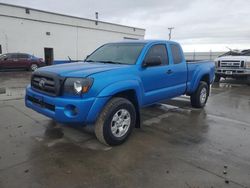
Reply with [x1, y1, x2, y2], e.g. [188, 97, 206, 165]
[184, 51, 226, 61]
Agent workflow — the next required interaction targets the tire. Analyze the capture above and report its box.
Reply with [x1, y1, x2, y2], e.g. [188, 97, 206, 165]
[214, 75, 221, 82]
[94, 97, 136, 146]
[30, 64, 38, 71]
[190, 81, 209, 108]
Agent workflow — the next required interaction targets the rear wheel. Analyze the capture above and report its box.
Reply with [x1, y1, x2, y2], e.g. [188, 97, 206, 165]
[94, 97, 136, 146]
[190, 81, 209, 108]
[30, 64, 38, 71]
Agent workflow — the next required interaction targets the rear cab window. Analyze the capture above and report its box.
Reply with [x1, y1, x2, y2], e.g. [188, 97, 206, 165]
[170, 44, 183, 64]
[144, 44, 169, 66]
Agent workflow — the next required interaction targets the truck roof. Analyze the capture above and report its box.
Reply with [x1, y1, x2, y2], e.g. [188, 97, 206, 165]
[110, 40, 179, 45]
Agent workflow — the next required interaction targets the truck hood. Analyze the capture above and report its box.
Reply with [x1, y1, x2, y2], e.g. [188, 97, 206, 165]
[37, 62, 130, 77]
[216, 56, 250, 61]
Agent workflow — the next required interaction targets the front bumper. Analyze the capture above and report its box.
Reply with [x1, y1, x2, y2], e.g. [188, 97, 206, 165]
[25, 86, 107, 124]
[216, 68, 250, 77]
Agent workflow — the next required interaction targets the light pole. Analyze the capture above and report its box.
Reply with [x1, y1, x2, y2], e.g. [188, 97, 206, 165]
[168, 27, 174, 40]
[95, 12, 99, 25]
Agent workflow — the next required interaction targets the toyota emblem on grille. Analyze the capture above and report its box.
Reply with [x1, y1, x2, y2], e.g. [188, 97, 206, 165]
[39, 79, 46, 89]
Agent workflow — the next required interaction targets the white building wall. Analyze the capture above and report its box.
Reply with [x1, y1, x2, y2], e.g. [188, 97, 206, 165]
[0, 3, 145, 61]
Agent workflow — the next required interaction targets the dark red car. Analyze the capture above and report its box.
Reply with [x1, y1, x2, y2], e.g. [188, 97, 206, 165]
[0, 53, 45, 71]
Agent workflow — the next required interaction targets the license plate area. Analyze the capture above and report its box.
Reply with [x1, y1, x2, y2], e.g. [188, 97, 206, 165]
[27, 95, 55, 111]
[225, 71, 233, 75]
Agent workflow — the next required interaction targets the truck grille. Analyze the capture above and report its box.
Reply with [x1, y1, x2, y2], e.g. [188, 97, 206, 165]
[220, 60, 244, 69]
[31, 71, 63, 96]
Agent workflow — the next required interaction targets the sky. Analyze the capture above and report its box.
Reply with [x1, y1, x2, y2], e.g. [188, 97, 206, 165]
[1, 0, 250, 52]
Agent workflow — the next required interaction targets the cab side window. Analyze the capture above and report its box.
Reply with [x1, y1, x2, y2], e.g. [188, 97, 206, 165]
[170, 44, 183, 64]
[144, 44, 169, 66]
[3, 54, 12, 60]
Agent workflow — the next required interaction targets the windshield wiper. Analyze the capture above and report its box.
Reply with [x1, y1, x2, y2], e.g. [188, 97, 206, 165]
[85, 60, 125, 64]
[98, 61, 124, 64]
[85, 60, 95, 62]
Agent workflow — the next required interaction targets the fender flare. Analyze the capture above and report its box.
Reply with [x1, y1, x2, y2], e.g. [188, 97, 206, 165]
[86, 80, 143, 124]
[97, 80, 143, 106]
[189, 67, 210, 94]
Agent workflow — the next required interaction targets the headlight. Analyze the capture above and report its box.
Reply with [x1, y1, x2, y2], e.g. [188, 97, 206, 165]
[64, 78, 93, 95]
[246, 61, 250, 68]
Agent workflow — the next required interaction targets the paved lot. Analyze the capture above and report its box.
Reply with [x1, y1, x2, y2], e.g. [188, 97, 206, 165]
[0, 71, 250, 188]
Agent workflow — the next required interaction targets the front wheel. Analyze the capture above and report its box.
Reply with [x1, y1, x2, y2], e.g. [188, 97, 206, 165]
[190, 81, 209, 108]
[94, 97, 136, 146]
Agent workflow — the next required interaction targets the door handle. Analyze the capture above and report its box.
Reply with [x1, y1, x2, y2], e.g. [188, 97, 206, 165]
[166, 70, 173, 74]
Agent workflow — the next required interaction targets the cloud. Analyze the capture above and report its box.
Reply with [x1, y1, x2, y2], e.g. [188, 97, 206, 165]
[1, 0, 250, 51]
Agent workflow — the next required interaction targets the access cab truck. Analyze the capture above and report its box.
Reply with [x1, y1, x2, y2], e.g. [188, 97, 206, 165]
[25, 40, 215, 146]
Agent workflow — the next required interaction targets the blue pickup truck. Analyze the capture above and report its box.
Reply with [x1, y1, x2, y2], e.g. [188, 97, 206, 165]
[25, 40, 215, 145]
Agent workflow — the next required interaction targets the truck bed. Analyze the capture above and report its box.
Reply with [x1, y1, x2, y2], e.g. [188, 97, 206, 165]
[186, 60, 214, 63]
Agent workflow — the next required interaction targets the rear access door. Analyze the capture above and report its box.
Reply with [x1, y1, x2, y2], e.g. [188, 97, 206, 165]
[16, 54, 30, 68]
[166, 43, 187, 96]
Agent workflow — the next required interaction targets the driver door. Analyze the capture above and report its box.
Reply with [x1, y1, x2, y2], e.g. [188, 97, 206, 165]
[140, 44, 171, 105]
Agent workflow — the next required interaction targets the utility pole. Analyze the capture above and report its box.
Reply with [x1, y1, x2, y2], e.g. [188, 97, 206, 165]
[95, 12, 99, 25]
[168, 27, 174, 40]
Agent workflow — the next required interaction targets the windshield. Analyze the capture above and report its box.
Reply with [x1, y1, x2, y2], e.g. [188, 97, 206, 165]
[86, 43, 145, 65]
[219, 49, 250, 57]
[241, 50, 250, 56]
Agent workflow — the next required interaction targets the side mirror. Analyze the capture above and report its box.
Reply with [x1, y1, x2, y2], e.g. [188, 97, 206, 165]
[143, 56, 162, 67]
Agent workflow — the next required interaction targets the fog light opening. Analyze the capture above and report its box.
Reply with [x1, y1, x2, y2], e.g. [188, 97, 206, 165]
[64, 105, 78, 117]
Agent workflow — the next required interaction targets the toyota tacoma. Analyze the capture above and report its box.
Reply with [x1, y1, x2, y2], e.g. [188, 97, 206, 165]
[25, 40, 215, 146]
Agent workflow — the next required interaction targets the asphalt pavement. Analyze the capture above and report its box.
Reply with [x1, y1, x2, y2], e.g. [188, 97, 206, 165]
[0, 71, 250, 188]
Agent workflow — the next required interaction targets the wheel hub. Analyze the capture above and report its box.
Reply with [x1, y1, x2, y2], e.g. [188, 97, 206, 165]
[111, 109, 131, 138]
[200, 88, 207, 104]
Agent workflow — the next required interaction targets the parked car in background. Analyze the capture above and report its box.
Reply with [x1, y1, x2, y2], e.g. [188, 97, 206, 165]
[214, 49, 250, 84]
[25, 40, 215, 146]
[0, 53, 45, 71]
